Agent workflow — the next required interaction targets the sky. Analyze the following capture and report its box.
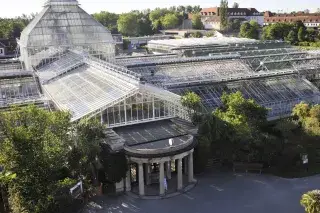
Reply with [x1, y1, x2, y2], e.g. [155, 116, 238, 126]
[0, 0, 319, 18]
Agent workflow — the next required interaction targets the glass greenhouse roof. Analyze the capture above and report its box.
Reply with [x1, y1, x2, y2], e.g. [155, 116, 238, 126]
[170, 76, 319, 118]
[20, 1, 113, 48]
[148, 37, 259, 49]
[0, 76, 43, 108]
[43, 63, 140, 121]
[19, 0, 115, 70]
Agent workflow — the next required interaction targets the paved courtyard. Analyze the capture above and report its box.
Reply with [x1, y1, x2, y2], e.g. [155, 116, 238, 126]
[82, 172, 320, 213]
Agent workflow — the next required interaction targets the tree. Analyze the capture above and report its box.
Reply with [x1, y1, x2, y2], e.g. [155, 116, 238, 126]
[191, 13, 204, 30]
[0, 19, 26, 39]
[213, 92, 271, 163]
[292, 103, 320, 137]
[214, 92, 268, 138]
[69, 118, 105, 183]
[161, 13, 179, 29]
[232, 2, 239, 8]
[306, 28, 317, 42]
[193, 5, 202, 13]
[177, 6, 186, 13]
[0, 106, 74, 213]
[186, 5, 193, 13]
[262, 23, 292, 40]
[99, 143, 128, 184]
[181, 91, 202, 124]
[220, 0, 229, 30]
[301, 190, 320, 213]
[190, 31, 203, 38]
[137, 15, 153, 36]
[249, 20, 260, 39]
[286, 30, 298, 44]
[239, 22, 251, 37]
[206, 30, 216, 37]
[117, 13, 139, 36]
[298, 27, 306, 42]
[93, 11, 119, 33]
[149, 8, 170, 31]
[239, 21, 259, 39]
[229, 18, 241, 31]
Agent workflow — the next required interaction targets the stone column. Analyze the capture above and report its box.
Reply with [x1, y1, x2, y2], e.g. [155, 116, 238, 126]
[166, 161, 171, 180]
[177, 158, 183, 190]
[125, 169, 131, 192]
[183, 156, 188, 175]
[144, 164, 151, 185]
[188, 152, 194, 183]
[138, 163, 145, 196]
[159, 162, 165, 195]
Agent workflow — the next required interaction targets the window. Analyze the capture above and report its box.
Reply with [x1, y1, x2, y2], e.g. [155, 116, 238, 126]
[0, 48, 3, 54]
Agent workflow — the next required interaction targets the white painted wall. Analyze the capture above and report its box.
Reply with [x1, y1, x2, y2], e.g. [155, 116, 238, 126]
[201, 15, 264, 30]
[204, 22, 221, 30]
[0, 48, 4, 56]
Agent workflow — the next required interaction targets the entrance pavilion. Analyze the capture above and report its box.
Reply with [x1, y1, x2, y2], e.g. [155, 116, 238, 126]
[108, 118, 197, 197]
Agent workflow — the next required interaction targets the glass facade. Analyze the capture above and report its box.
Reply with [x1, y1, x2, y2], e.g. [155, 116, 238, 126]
[19, 0, 115, 70]
[103, 92, 180, 127]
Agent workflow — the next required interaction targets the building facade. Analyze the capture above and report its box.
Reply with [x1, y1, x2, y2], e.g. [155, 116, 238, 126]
[199, 7, 263, 30]
[264, 11, 320, 28]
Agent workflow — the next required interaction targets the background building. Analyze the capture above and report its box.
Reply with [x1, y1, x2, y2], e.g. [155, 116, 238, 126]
[264, 11, 320, 28]
[199, 7, 263, 30]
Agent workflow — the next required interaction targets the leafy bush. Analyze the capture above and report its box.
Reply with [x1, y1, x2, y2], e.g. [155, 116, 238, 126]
[205, 31, 216, 37]
[190, 31, 203, 38]
[298, 41, 320, 47]
[301, 190, 320, 213]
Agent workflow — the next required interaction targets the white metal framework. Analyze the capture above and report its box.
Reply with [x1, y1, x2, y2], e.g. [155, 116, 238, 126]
[169, 76, 320, 119]
[0, 76, 44, 108]
[4, 0, 319, 125]
[18, 0, 115, 70]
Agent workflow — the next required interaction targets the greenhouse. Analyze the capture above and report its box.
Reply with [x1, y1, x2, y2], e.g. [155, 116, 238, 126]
[1, 0, 320, 198]
[18, 0, 115, 71]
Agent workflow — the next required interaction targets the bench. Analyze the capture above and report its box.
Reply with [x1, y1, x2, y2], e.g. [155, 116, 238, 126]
[233, 162, 263, 174]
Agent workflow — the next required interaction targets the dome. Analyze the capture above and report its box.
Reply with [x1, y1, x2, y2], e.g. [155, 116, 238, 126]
[19, 0, 115, 70]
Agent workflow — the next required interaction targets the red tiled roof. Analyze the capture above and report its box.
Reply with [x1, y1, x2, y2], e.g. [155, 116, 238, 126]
[264, 15, 320, 23]
[201, 7, 218, 13]
[201, 7, 261, 16]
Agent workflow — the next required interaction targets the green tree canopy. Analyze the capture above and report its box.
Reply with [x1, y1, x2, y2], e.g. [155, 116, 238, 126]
[239, 20, 259, 39]
[262, 22, 292, 40]
[191, 13, 204, 30]
[301, 190, 320, 213]
[0, 106, 73, 213]
[214, 91, 268, 139]
[219, 0, 229, 30]
[161, 13, 179, 29]
[93, 11, 119, 33]
[117, 13, 139, 36]
[286, 30, 298, 44]
[298, 27, 306, 42]
[292, 103, 320, 136]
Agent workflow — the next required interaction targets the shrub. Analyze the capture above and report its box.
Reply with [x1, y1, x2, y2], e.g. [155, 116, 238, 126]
[190, 31, 203, 38]
[301, 190, 320, 213]
[206, 31, 216, 37]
